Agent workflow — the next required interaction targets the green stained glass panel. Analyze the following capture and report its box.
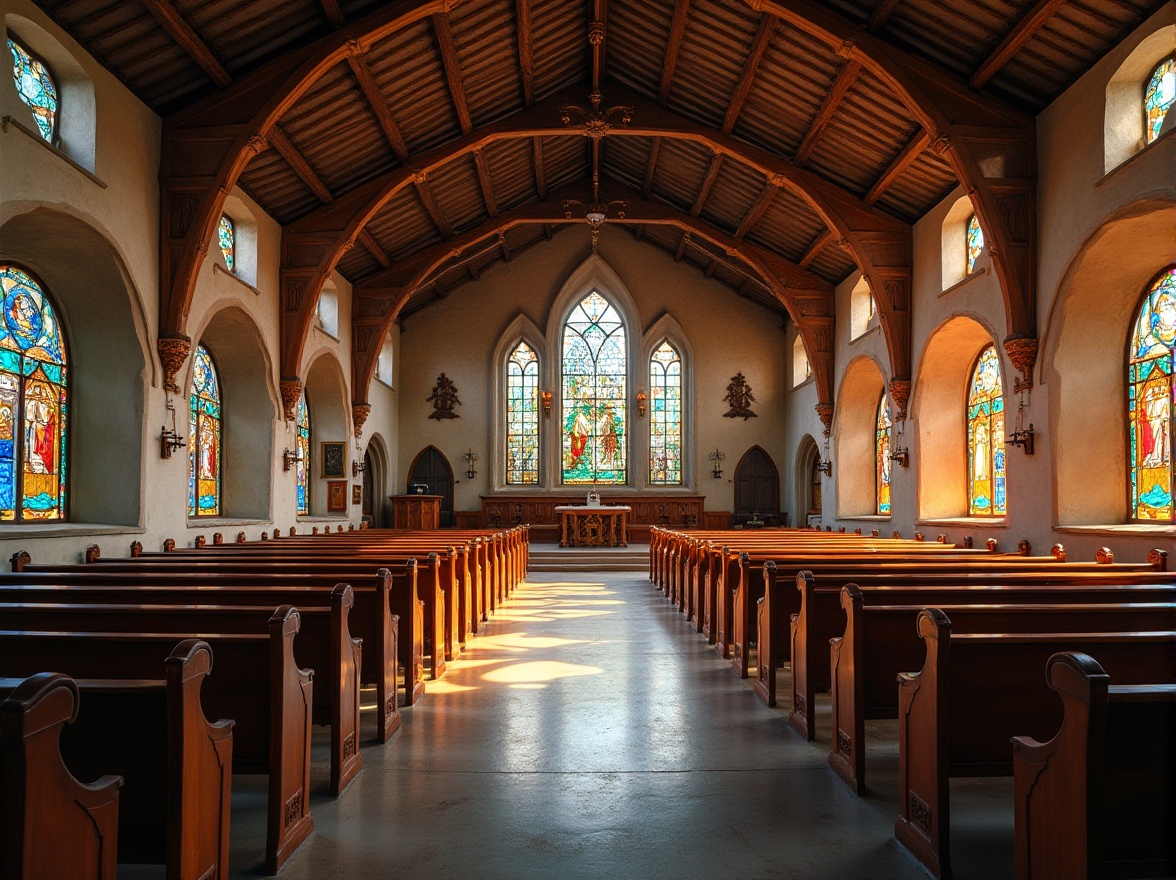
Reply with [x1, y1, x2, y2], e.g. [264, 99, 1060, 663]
[1128, 267, 1176, 521]
[189, 344, 222, 517]
[218, 216, 236, 273]
[967, 344, 1005, 516]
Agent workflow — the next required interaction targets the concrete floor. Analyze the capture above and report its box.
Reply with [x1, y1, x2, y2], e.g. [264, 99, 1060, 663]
[212, 568, 1014, 879]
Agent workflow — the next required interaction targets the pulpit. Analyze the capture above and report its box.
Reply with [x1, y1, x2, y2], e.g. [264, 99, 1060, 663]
[389, 494, 441, 529]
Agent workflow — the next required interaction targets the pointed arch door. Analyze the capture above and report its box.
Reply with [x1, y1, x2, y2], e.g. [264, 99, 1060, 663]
[734, 445, 780, 526]
[408, 446, 454, 526]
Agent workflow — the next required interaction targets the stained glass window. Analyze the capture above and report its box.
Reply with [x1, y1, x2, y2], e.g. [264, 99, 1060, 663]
[561, 291, 626, 484]
[0, 265, 68, 521]
[188, 344, 222, 517]
[506, 341, 539, 484]
[8, 37, 58, 143]
[876, 395, 892, 516]
[649, 342, 682, 484]
[967, 344, 1006, 516]
[218, 216, 235, 274]
[966, 214, 984, 275]
[1128, 266, 1176, 522]
[1144, 56, 1174, 145]
[296, 392, 310, 515]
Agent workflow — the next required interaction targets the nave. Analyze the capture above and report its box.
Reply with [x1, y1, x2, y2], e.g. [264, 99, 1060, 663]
[230, 563, 988, 880]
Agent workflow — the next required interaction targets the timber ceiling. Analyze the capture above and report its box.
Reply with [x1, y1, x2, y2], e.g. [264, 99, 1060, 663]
[36, 0, 1165, 321]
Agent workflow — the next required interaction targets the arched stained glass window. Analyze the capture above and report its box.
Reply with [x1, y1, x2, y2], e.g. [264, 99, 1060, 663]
[506, 341, 539, 484]
[8, 37, 58, 143]
[188, 344, 222, 517]
[1144, 55, 1174, 145]
[650, 342, 682, 485]
[0, 265, 68, 521]
[562, 291, 626, 484]
[966, 214, 984, 275]
[1128, 266, 1176, 521]
[967, 345, 1006, 516]
[218, 216, 235, 274]
[876, 395, 892, 516]
[296, 392, 310, 515]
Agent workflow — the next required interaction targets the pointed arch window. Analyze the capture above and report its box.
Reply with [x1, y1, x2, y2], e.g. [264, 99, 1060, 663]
[188, 344, 222, 517]
[217, 216, 236, 274]
[0, 265, 68, 521]
[561, 291, 626, 484]
[296, 392, 310, 515]
[967, 345, 1006, 516]
[8, 36, 58, 143]
[649, 341, 682, 485]
[1144, 55, 1174, 145]
[966, 214, 984, 275]
[1128, 266, 1176, 521]
[876, 395, 892, 515]
[506, 341, 539, 484]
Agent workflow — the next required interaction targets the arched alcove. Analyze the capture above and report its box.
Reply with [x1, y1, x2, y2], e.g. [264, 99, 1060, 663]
[215, 192, 259, 288]
[835, 355, 887, 517]
[1043, 199, 1176, 524]
[1104, 24, 1176, 173]
[791, 334, 811, 388]
[302, 349, 350, 516]
[0, 207, 149, 526]
[912, 314, 1002, 520]
[941, 195, 989, 290]
[189, 304, 277, 520]
[795, 434, 822, 527]
[364, 432, 390, 527]
[849, 276, 876, 340]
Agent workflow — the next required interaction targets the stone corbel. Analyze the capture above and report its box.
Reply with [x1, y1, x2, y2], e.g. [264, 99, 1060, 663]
[888, 377, 911, 421]
[815, 402, 834, 437]
[157, 335, 192, 395]
[352, 402, 372, 438]
[280, 377, 303, 422]
[1003, 336, 1038, 393]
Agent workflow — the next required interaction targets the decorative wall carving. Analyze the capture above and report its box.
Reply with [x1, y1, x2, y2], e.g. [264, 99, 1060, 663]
[427, 373, 461, 420]
[723, 372, 757, 420]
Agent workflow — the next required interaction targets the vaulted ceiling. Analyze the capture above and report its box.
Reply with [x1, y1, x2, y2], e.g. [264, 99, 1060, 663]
[34, 0, 1165, 412]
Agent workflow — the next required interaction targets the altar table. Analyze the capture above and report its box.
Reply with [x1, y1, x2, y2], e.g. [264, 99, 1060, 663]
[554, 504, 631, 547]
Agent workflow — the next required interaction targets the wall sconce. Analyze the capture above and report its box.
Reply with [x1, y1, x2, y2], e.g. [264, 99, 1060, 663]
[160, 396, 186, 459]
[540, 390, 552, 419]
[1006, 393, 1035, 455]
[636, 391, 647, 418]
[351, 458, 367, 477]
[464, 448, 479, 479]
[282, 448, 303, 472]
[708, 448, 725, 479]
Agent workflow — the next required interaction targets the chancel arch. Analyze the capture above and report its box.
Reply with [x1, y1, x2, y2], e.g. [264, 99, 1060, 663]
[834, 355, 888, 518]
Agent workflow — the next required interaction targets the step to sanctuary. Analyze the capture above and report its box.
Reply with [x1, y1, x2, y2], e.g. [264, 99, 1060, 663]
[526, 544, 649, 572]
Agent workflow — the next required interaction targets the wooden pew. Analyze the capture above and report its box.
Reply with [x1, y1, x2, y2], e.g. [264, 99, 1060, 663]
[0, 641, 233, 880]
[894, 609, 1176, 879]
[1011, 652, 1175, 880]
[0, 611, 314, 875]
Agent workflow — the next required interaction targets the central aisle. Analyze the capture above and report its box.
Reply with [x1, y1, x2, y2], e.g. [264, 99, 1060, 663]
[267, 569, 930, 879]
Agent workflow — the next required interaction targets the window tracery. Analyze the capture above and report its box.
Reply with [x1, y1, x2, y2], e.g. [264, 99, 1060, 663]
[1128, 266, 1176, 522]
[188, 344, 222, 517]
[967, 345, 1006, 516]
[8, 36, 57, 143]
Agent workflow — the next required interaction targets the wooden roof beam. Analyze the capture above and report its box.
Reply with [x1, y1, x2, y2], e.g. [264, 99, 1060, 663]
[722, 16, 775, 135]
[799, 229, 833, 268]
[499, 231, 512, 263]
[593, 0, 610, 89]
[674, 232, 691, 262]
[659, 0, 691, 108]
[690, 153, 724, 216]
[864, 130, 928, 205]
[734, 184, 777, 240]
[320, 0, 345, 27]
[268, 125, 333, 204]
[345, 46, 409, 162]
[358, 229, 391, 268]
[970, 0, 1069, 89]
[432, 13, 474, 135]
[516, 0, 534, 106]
[643, 137, 661, 198]
[412, 173, 454, 238]
[140, 0, 231, 88]
[793, 60, 861, 165]
[472, 148, 499, 218]
[533, 137, 546, 198]
[868, 0, 901, 32]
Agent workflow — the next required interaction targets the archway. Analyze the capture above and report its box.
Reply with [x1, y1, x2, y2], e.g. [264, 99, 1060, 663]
[834, 355, 887, 517]
[364, 432, 390, 527]
[795, 435, 822, 527]
[302, 350, 350, 516]
[408, 445, 453, 527]
[734, 445, 780, 526]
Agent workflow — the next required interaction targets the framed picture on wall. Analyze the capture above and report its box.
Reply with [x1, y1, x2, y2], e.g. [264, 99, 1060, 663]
[327, 480, 347, 513]
[321, 441, 346, 478]
[352, 484, 362, 505]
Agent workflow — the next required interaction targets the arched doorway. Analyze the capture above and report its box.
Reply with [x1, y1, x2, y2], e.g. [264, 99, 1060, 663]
[734, 445, 780, 526]
[795, 435, 822, 527]
[408, 446, 454, 526]
[363, 434, 390, 527]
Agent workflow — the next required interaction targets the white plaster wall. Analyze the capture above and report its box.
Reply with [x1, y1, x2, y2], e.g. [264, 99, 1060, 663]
[397, 224, 790, 518]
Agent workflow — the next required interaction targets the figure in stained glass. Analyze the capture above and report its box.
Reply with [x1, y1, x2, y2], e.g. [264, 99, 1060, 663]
[0, 265, 68, 522]
[218, 216, 235, 273]
[967, 345, 1005, 516]
[1144, 56, 1174, 145]
[8, 37, 58, 143]
[1128, 266, 1176, 521]
[650, 342, 682, 485]
[966, 214, 984, 275]
[296, 393, 310, 515]
[562, 291, 626, 484]
[188, 344, 222, 517]
[876, 395, 892, 515]
[506, 341, 539, 484]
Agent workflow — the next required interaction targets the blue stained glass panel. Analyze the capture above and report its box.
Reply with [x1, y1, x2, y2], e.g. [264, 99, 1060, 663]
[967, 345, 1005, 516]
[296, 393, 310, 515]
[1145, 56, 1174, 145]
[1128, 266, 1176, 521]
[966, 214, 984, 275]
[562, 291, 626, 484]
[8, 37, 57, 143]
[218, 216, 235, 273]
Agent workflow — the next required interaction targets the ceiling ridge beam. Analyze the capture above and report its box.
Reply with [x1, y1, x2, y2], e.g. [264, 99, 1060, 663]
[864, 130, 928, 205]
[659, 0, 691, 107]
[346, 45, 410, 162]
[432, 13, 474, 135]
[969, 0, 1068, 89]
[722, 16, 775, 135]
[593, 0, 610, 86]
[268, 125, 333, 203]
[140, 0, 231, 88]
[516, 0, 534, 105]
[793, 59, 861, 165]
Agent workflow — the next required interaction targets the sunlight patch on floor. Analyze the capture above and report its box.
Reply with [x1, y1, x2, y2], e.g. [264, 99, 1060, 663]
[481, 660, 603, 685]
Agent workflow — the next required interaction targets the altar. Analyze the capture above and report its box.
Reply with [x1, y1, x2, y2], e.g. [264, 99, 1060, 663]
[554, 503, 631, 547]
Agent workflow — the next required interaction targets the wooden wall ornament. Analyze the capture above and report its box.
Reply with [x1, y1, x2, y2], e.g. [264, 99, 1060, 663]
[723, 373, 757, 420]
[1003, 336, 1038, 392]
[815, 402, 834, 437]
[427, 373, 461, 420]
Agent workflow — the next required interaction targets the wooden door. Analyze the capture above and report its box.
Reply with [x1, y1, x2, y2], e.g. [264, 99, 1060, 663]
[734, 445, 780, 525]
[361, 452, 375, 523]
[408, 446, 454, 526]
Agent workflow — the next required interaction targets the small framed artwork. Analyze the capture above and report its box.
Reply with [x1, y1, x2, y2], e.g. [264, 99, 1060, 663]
[327, 480, 347, 513]
[321, 441, 346, 478]
[352, 484, 362, 505]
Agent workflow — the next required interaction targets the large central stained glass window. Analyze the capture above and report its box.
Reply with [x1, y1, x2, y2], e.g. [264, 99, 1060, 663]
[967, 345, 1006, 516]
[562, 291, 626, 484]
[649, 342, 682, 485]
[506, 341, 539, 484]
[1128, 266, 1176, 522]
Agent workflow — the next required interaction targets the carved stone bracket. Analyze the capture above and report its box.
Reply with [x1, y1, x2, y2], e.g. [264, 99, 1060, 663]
[888, 378, 912, 421]
[815, 402, 834, 437]
[157, 335, 192, 395]
[1004, 336, 1038, 392]
[352, 402, 372, 438]
[280, 377, 303, 422]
